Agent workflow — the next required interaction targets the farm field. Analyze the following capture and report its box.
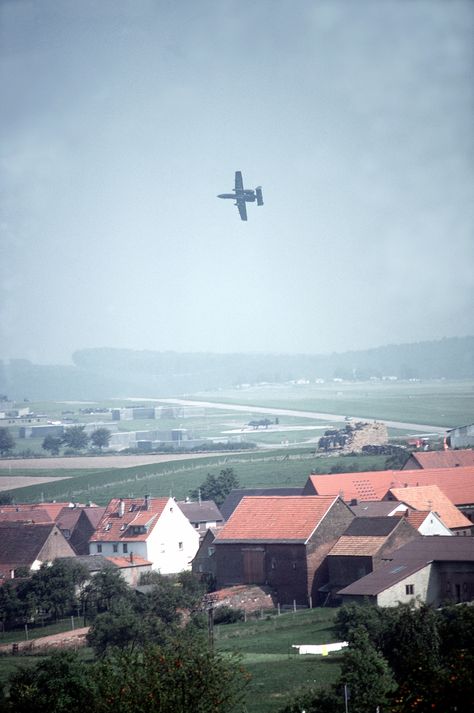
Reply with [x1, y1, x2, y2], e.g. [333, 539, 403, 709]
[216, 607, 340, 713]
[0, 449, 387, 504]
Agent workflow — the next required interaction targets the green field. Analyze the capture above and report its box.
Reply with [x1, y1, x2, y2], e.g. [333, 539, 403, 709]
[215, 608, 340, 713]
[2, 450, 388, 505]
[194, 379, 474, 428]
[0, 609, 338, 712]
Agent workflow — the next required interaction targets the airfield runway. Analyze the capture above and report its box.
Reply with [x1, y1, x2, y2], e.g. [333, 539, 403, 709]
[141, 397, 448, 435]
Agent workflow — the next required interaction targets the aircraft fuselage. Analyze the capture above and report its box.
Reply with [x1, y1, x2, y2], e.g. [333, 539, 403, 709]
[218, 171, 263, 220]
[218, 191, 256, 202]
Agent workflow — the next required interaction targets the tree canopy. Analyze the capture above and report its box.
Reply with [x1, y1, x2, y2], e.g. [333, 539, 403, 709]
[189, 467, 239, 506]
[0, 428, 15, 456]
[62, 425, 89, 451]
[90, 428, 112, 451]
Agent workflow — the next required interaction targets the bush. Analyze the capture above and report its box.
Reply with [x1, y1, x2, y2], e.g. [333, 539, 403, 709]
[213, 606, 245, 625]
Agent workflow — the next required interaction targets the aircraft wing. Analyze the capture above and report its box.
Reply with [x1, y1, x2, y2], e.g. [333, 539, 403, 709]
[235, 171, 244, 191]
[237, 201, 248, 221]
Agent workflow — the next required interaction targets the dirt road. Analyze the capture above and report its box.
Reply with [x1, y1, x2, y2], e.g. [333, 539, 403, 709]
[0, 452, 220, 472]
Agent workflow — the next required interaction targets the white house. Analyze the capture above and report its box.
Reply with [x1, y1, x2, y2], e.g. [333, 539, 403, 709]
[89, 495, 200, 574]
[399, 509, 453, 536]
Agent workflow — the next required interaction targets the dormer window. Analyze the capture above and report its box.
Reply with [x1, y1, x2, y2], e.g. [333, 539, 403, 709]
[120, 524, 126, 531]
[104, 523, 112, 531]
[131, 525, 147, 535]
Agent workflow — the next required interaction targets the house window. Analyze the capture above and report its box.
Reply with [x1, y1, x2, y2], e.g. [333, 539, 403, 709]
[208, 546, 215, 557]
[271, 558, 277, 570]
[113, 544, 118, 553]
[178, 542, 183, 551]
[405, 584, 414, 595]
[446, 581, 451, 593]
[123, 543, 128, 553]
[97, 544, 102, 553]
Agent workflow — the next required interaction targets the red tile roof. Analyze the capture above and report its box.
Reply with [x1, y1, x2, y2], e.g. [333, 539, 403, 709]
[215, 496, 339, 543]
[305, 467, 474, 506]
[386, 485, 472, 530]
[0, 508, 53, 524]
[400, 510, 431, 530]
[105, 555, 152, 568]
[90, 497, 169, 542]
[406, 449, 474, 469]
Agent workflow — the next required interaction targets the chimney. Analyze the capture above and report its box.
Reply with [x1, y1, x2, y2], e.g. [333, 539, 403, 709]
[119, 499, 125, 517]
[129, 551, 134, 564]
[144, 494, 150, 510]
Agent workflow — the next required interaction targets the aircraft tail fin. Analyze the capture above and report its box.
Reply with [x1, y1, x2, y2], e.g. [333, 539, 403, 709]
[256, 187, 264, 206]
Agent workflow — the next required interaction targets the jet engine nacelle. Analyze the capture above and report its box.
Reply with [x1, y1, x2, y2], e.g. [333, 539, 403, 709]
[255, 187, 264, 206]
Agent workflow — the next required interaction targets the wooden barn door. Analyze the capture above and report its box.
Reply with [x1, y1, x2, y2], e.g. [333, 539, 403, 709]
[242, 548, 265, 584]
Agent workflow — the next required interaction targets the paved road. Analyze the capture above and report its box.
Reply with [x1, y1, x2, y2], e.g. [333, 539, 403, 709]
[154, 397, 448, 435]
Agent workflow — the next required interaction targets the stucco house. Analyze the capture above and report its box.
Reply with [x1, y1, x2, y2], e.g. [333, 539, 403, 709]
[176, 499, 224, 538]
[383, 485, 472, 535]
[348, 500, 452, 536]
[59, 553, 152, 586]
[338, 537, 474, 607]
[89, 496, 199, 574]
[214, 495, 354, 606]
[398, 510, 453, 536]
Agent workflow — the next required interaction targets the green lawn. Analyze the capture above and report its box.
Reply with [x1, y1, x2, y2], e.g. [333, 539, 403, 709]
[216, 608, 341, 713]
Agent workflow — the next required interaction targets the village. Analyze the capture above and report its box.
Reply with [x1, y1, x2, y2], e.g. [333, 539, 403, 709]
[1, 445, 473, 619]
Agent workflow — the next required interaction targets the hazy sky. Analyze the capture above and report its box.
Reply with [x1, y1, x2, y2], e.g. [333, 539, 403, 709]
[1, 0, 473, 364]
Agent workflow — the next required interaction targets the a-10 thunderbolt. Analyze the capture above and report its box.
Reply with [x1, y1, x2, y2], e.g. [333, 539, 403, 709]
[217, 171, 264, 221]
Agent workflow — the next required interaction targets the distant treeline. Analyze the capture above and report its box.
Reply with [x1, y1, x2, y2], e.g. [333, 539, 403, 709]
[1, 336, 473, 400]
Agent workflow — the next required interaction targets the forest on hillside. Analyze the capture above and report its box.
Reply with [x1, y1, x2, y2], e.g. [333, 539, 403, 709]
[1, 336, 473, 400]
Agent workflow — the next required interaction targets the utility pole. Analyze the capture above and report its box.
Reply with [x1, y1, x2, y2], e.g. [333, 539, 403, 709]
[344, 684, 350, 713]
[202, 592, 218, 649]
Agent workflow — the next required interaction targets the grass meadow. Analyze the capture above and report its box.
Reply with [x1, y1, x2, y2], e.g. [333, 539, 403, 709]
[0, 609, 340, 713]
[1, 449, 387, 505]
[215, 607, 340, 713]
[195, 379, 474, 428]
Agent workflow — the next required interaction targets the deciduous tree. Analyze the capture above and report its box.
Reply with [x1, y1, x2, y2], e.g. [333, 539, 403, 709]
[190, 467, 239, 506]
[90, 428, 111, 451]
[0, 427, 15, 456]
[42, 435, 63, 455]
[62, 425, 89, 451]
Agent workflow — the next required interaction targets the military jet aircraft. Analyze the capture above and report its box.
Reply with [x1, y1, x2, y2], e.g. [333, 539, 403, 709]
[217, 171, 263, 221]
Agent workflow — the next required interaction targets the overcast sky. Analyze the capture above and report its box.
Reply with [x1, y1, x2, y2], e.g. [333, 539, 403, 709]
[1, 0, 473, 364]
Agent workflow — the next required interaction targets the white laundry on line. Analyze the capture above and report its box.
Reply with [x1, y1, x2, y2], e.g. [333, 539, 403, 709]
[292, 642, 348, 655]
